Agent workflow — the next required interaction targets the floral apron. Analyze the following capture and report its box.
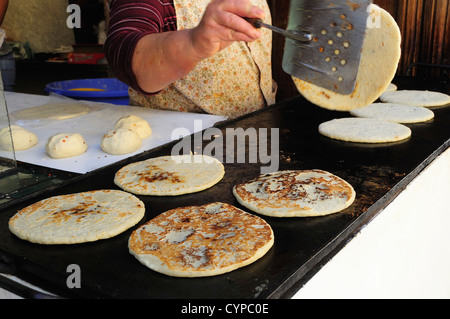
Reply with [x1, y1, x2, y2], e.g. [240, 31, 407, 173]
[129, 0, 276, 118]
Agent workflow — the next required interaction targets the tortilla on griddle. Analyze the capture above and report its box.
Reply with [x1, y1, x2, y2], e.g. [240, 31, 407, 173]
[384, 83, 398, 93]
[380, 90, 450, 108]
[114, 155, 225, 196]
[318, 117, 412, 143]
[350, 103, 434, 123]
[233, 170, 355, 217]
[128, 202, 274, 277]
[292, 5, 402, 111]
[9, 190, 145, 245]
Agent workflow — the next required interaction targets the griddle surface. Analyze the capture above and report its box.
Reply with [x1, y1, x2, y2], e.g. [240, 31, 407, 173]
[0, 77, 449, 299]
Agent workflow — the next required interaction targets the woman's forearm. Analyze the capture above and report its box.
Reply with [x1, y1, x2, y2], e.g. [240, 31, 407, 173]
[0, 0, 9, 25]
[132, 29, 202, 94]
[131, 0, 264, 94]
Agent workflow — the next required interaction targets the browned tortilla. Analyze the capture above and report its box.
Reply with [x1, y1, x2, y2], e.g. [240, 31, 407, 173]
[128, 202, 274, 277]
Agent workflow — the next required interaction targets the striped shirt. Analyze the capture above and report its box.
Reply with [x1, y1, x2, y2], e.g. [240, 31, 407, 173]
[104, 0, 177, 94]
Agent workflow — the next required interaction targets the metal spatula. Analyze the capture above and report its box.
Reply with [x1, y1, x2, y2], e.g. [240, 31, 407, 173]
[247, 0, 372, 95]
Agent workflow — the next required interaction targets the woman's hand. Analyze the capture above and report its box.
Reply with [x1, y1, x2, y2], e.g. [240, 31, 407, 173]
[191, 0, 265, 59]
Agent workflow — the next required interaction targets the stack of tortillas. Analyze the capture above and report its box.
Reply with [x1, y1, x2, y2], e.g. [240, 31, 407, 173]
[292, 4, 402, 111]
[9, 190, 145, 244]
[128, 202, 274, 277]
[114, 155, 224, 196]
[233, 170, 355, 217]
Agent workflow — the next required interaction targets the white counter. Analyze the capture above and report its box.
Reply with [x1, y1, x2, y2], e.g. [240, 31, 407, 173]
[293, 147, 450, 299]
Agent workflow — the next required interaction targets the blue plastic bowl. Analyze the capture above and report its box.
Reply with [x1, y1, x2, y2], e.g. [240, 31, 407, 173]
[45, 78, 129, 105]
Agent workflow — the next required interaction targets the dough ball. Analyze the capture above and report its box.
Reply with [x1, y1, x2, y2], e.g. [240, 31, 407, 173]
[0, 125, 38, 151]
[101, 128, 142, 155]
[46, 133, 88, 159]
[114, 115, 152, 139]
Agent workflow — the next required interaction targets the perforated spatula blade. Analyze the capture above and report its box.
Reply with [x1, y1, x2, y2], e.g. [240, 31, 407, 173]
[248, 0, 372, 95]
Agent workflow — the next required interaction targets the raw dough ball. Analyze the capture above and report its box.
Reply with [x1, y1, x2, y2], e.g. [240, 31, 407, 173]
[46, 133, 88, 159]
[0, 125, 38, 151]
[114, 115, 152, 139]
[101, 128, 142, 155]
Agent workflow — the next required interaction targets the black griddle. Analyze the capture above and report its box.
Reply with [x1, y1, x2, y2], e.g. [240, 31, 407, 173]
[0, 77, 449, 299]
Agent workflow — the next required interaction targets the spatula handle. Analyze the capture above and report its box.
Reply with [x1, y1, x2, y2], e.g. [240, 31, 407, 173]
[244, 18, 263, 29]
[244, 18, 312, 43]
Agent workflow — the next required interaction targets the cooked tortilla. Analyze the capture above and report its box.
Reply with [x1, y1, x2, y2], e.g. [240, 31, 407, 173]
[128, 202, 274, 277]
[318, 117, 412, 143]
[9, 190, 145, 245]
[233, 170, 355, 217]
[350, 103, 434, 123]
[114, 155, 224, 196]
[292, 5, 402, 111]
[380, 90, 450, 108]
